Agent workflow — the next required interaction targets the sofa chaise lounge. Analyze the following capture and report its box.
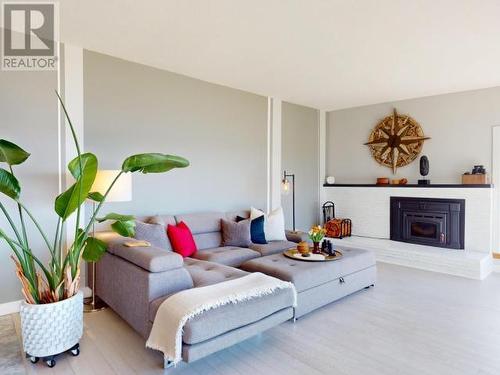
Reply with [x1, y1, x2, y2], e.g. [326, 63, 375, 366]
[95, 211, 376, 367]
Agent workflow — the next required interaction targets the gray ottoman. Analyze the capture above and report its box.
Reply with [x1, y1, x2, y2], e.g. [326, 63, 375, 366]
[240, 247, 376, 318]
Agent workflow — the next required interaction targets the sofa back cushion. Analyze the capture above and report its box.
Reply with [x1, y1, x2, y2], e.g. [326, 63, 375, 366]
[175, 212, 224, 234]
[175, 212, 225, 250]
[225, 210, 250, 222]
[134, 220, 172, 250]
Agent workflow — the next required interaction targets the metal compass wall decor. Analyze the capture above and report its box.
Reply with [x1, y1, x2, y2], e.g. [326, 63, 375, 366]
[364, 109, 430, 174]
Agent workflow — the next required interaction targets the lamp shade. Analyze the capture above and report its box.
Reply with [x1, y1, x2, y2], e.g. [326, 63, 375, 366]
[91, 170, 132, 202]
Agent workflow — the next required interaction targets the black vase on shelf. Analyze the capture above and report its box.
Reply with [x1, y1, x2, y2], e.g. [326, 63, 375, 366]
[418, 155, 430, 185]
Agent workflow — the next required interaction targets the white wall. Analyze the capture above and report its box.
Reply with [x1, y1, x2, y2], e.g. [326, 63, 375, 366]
[282, 102, 319, 230]
[327, 87, 500, 184]
[0, 60, 59, 304]
[83, 51, 269, 217]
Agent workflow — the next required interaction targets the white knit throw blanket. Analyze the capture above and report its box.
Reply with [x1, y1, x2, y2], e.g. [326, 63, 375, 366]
[146, 272, 296, 364]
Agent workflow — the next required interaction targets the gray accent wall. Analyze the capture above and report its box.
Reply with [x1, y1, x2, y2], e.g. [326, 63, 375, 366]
[83, 51, 268, 218]
[327, 87, 500, 184]
[0, 65, 59, 304]
[281, 102, 319, 231]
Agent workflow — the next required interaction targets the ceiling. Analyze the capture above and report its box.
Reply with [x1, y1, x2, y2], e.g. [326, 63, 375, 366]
[60, 0, 500, 110]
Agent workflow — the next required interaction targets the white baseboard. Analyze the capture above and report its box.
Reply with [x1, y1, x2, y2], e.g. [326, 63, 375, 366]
[0, 299, 22, 316]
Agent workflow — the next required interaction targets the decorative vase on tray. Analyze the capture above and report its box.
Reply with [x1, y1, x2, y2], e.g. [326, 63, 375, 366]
[308, 225, 326, 254]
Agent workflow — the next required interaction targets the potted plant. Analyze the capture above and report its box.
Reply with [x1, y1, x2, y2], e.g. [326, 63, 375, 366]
[308, 225, 326, 254]
[0, 93, 189, 368]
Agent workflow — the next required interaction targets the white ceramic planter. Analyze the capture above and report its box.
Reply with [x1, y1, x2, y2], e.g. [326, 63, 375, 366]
[20, 291, 83, 358]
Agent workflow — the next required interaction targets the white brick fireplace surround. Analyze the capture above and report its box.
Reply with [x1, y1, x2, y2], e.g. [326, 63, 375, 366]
[323, 186, 493, 279]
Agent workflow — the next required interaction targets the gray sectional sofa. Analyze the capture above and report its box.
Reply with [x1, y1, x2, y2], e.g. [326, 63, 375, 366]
[95, 210, 376, 367]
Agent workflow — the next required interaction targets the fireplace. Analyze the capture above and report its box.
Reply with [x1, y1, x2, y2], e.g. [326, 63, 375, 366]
[390, 197, 465, 249]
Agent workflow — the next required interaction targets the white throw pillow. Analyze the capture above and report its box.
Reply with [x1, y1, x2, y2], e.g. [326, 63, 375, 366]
[250, 207, 287, 241]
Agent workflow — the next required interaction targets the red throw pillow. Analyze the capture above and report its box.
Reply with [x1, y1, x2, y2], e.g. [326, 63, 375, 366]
[167, 221, 197, 257]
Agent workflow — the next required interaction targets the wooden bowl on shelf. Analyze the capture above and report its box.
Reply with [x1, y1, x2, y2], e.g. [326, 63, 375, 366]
[376, 177, 390, 185]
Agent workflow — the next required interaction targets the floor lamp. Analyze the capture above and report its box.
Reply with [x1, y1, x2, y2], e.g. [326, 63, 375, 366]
[84, 170, 132, 313]
[281, 170, 296, 232]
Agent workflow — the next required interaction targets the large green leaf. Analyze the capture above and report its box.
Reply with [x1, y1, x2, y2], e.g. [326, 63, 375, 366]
[122, 153, 189, 173]
[0, 168, 20, 199]
[0, 140, 30, 165]
[96, 212, 135, 223]
[82, 237, 107, 262]
[111, 220, 135, 237]
[54, 153, 98, 219]
[87, 191, 104, 202]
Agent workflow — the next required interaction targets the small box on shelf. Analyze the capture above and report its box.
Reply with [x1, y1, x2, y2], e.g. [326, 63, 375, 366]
[462, 174, 488, 185]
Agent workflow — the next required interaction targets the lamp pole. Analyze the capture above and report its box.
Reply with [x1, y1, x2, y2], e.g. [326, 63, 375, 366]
[283, 170, 296, 232]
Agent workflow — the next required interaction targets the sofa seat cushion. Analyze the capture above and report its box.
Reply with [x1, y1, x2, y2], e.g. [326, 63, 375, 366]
[240, 248, 376, 292]
[149, 284, 294, 345]
[191, 246, 260, 267]
[183, 258, 248, 288]
[249, 240, 297, 256]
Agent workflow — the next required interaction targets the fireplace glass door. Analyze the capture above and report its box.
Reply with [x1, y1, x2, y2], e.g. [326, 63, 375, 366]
[403, 213, 446, 245]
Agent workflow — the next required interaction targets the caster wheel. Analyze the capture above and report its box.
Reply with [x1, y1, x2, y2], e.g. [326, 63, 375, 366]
[46, 359, 56, 368]
[71, 348, 80, 356]
[29, 356, 39, 364]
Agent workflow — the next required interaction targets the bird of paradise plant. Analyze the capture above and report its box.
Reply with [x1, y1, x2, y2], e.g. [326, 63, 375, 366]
[0, 92, 189, 304]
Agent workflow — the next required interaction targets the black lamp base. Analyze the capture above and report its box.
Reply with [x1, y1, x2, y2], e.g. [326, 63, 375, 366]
[83, 295, 107, 313]
[418, 179, 431, 185]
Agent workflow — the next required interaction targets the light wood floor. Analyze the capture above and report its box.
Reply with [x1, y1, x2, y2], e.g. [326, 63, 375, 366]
[10, 263, 500, 375]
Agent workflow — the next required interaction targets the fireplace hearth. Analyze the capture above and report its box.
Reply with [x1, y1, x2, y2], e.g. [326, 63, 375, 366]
[390, 197, 465, 249]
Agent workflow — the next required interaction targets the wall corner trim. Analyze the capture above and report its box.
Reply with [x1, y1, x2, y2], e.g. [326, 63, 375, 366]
[0, 299, 22, 316]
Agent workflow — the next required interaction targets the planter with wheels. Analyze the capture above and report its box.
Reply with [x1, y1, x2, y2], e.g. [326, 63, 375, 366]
[20, 291, 83, 368]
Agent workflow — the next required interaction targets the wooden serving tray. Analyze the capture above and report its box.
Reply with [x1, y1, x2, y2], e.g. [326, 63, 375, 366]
[283, 249, 343, 262]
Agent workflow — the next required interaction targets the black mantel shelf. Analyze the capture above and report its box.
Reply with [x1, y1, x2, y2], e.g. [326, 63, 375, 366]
[323, 183, 492, 188]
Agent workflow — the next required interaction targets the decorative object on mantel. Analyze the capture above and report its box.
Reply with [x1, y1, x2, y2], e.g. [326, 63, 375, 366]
[462, 165, 488, 184]
[418, 155, 430, 185]
[365, 108, 430, 174]
[326, 176, 335, 184]
[376, 177, 390, 185]
[308, 225, 326, 254]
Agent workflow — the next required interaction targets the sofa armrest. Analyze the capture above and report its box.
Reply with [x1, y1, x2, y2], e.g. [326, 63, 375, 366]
[95, 231, 183, 273]
[285, 230, 310, 243]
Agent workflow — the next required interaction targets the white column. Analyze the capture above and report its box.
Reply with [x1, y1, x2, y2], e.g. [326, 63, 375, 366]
[492, 126, 500, 254]
[267, 97, 282, 212]
[318, 110, 326, 222]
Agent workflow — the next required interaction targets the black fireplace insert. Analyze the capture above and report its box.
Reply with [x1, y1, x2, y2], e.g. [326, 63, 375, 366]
[390, 197, 465, 249]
